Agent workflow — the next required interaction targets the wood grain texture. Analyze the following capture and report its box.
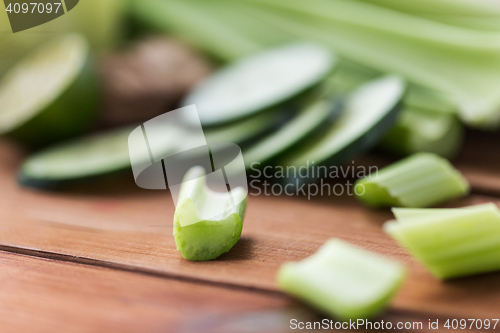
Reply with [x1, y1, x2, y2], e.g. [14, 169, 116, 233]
[0, 251, 294, 333]
[1, 140, 500, 324]
[0, 251, 483, 333]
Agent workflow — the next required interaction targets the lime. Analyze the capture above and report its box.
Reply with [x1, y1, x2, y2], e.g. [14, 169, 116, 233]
[0, 34, 99, 147]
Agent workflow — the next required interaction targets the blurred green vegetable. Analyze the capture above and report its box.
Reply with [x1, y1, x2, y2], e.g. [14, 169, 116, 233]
[183, 43, 335, 126]
[355, 153, 469, 208]
[278, 238, 406, 320]
[0, 34, 99, 147]
[0, 0, 124, 75]
[18, 126, 139, 189]
[132, 0, 500, 129]
[385, 203, 500, 279]
[281, 76, 405, 173]
[380, 107, 464, 159]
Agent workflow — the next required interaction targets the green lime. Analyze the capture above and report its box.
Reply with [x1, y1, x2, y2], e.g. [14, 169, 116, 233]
[0, 34, 99, 147]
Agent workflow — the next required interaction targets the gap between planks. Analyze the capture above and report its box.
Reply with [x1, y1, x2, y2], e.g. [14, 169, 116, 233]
[0, 245, 283, 296]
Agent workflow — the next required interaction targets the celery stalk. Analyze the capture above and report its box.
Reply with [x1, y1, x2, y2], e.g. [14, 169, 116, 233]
[218, 0, 500, 127]
[421, 16, 500, 32]
[405, 86, 457, 114]
[355, 153, 469, 208]
[190, 0, 293, 47]
[132, 0, 500, 127]
[385, 203, 500, 279]
[277, 239, 405, 320]
[173, 166, 247, 261]
[352, 0, 500, 17]
[241, 0, 500, 50]
[379, 107, 464, 159]
[131, 0, 261, 61]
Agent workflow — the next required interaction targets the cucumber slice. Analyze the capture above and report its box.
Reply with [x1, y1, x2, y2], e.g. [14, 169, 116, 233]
[18, 125, 182, 189]
[183, 43, 335, 126]
[174, 166, 247, 261]
[281, 76, 405, 171]
[242, 97, 342, 168]
[204, 107, 289, 147]
[277, 239, 406, 320]
[17, 107, 288, 189]
[0, 34, 99, 147]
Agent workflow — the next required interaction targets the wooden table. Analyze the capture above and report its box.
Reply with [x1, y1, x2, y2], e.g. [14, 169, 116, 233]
[1, 130, 500, 333]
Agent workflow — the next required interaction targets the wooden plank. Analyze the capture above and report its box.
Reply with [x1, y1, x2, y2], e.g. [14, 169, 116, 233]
[454, 130, 500, 195]
[0, 251, 471, 333]
[0, 250, 293, 333]
[1, 141, 500, 322]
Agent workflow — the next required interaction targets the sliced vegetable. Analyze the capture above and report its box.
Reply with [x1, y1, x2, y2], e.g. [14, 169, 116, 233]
[204, 108, 289, 147]
[173, 166, 247, 261]
[277, 238, 405, 320]
[241, 97, 341, 168]
[0, 34, 99, 147]
[385, 203, 500, 279]
[379, 107, 464, 159]
[281, 76, 405, 171]
[355, 153, 469, 208]
[18, 125, 182, 189]
[183, 42, 335, 126]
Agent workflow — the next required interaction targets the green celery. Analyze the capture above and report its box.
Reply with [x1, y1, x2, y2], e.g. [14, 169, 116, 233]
[355, 153, 469, 208]
[379, 107, 464, 159]
[173, 166, 247, 261]
[240, 0, 500, 50]
[228, 0, 500, 127]
[385, 203, 500, 279]
[277, 239, 406, 320]
[420, 16, 500, 32]
[131, 0, 261, 61]
[352, 0, 500, 16]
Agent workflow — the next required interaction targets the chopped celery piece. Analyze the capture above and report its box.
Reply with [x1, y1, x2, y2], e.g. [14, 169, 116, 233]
[385, 203, 500, 279]
[355, 153, 469, 208]
[379, 107, 464, 159]
[173, 166, 247, 261]
[277, 239, 405, 320]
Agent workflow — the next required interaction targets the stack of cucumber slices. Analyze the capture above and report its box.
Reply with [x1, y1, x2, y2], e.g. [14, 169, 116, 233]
[17, 42, 405, 189]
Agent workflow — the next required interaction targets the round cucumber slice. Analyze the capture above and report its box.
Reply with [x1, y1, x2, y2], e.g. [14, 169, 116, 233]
[18, 127, 134, 189]
[18, 124, 182, 189]
[281, 76, 406, 169]
[0, 34, 99, 147]
[183, 43, 335, 126]
[204, 107, 289, 146]
[242, 97, 342, 168]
